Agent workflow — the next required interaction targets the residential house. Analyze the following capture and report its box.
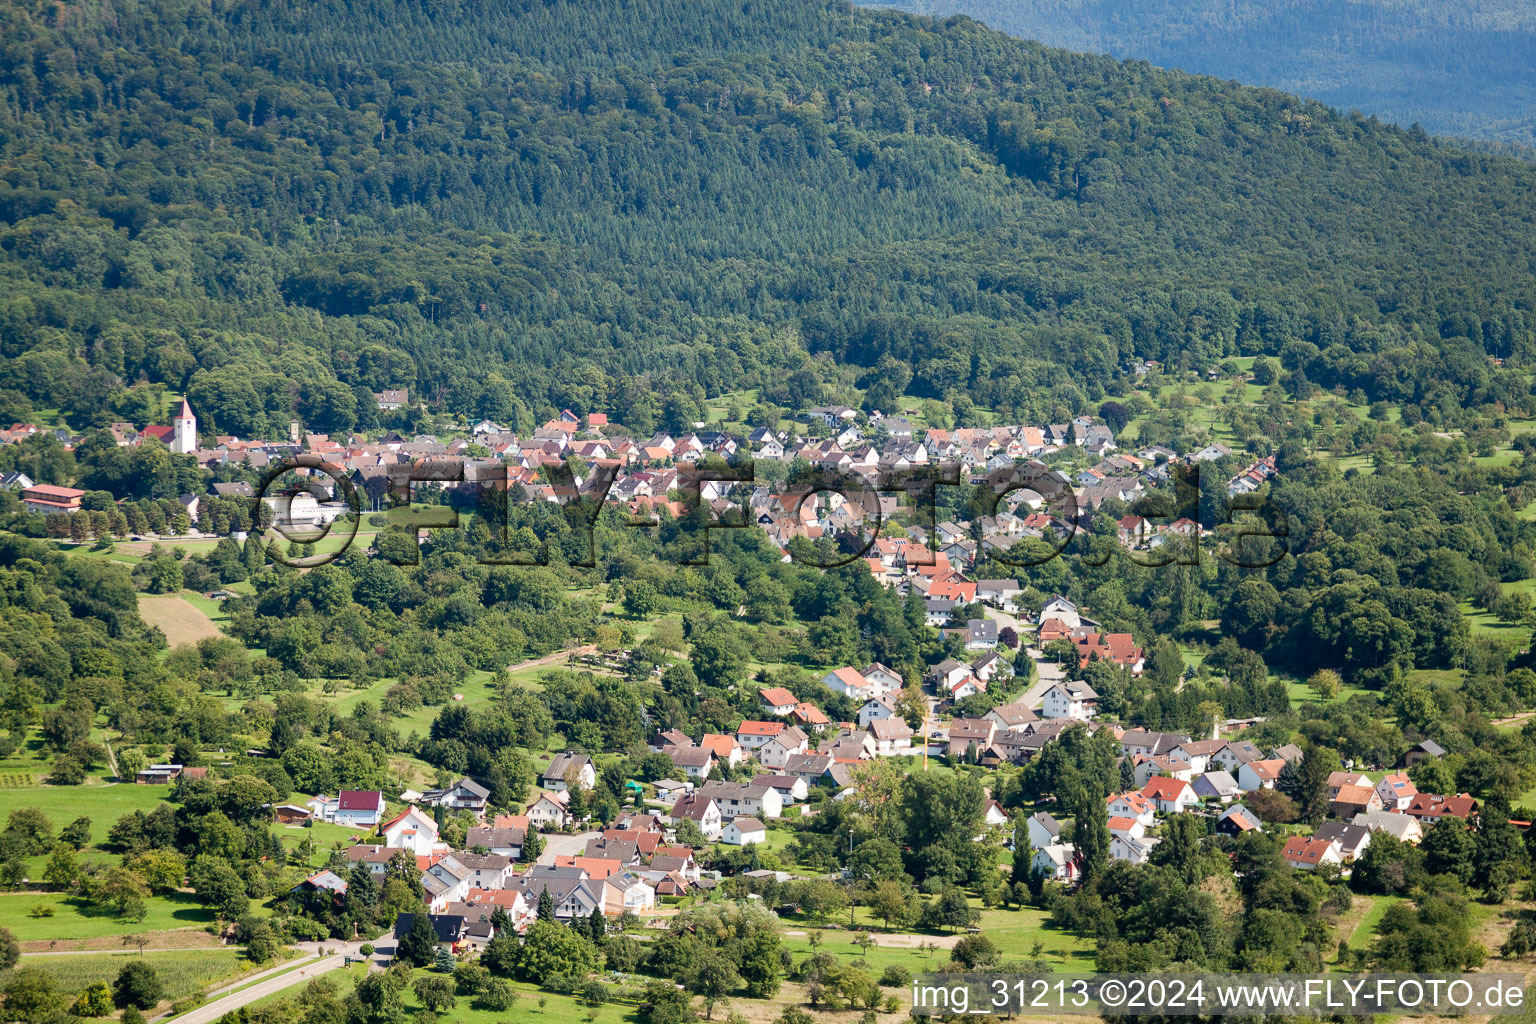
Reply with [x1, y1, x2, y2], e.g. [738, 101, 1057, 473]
[1026, 811, 1062, 850]
[758, 687, 799, 717]
[1330, 784, 1383, 820]
[1134, 754, 1195, 788]
[697, 782, 784, 820]
[1237, 759, 1286, 792]
[669, 795, 723, 839]
[752, 775, 809, 804]
[1041, 680, 1098, 721]
[861, 663, 904, 694]
[867, 718, 914, 756]
[1405, 793, 1478, 827]
[334, 790, 386, 828]
[721, 818, 769, 846]
[382, 806, 440, 855]
[1110, 832, 1159, 865]
[1375, 772, 1418, 811]
[1142, 777, 1199, 815]
[1031, 843, 1079, 882]
[526, 793, 569, 829]
[946, 718, 997, 759]
[1108, 791, 1156, 827]
[963, 619, 999, 650]
[1170, 739, 1227, 774]
[1313, 822, 1373, 861]
[1191, 771, 1241, 803]
[465, 826, 526, 859]
[822, 666, 874, 699]
[1216, 804, 1263, 836]
[542, 752, 596, 792]
[699, 734, 745, 769]
[1212, 741, 1265, 772]
[1353, 810, 1424, 845]
[423, 778, 490, 816]
[1326, 771, 1372, 800]
[1282, 836, 1342, 871]
[1120, 730, 1189, 759]
[667, 745, 716, 781]
[858, 695, 900, 729]
[758, 726, 810, 770]
[737, 721, 787, 752]
[985, 704, 1039, 731]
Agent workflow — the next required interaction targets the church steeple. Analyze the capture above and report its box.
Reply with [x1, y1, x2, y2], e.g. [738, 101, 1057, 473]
[172, 398, 197, 455]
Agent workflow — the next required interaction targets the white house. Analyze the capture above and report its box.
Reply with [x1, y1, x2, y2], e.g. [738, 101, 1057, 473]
[758, 727, 809, 770]
[382, 806, 440, 855]
[1110, 832, 1159, 865]
[1040, 595, 1081, 628]
[1237, 758, 1286, 792]
[751, 774, 810, 804]
[867, 718, 914, 756]
[1282, 836, 1342, 871]
[670, 795, 723, 840]
[1107, 791, 1155, 826]
[1041, 680, 1098, 721]
[1026, 811, 1063, 850]
[823, 666, 873, 698]
[542, 752, 596, 792]
[983, 799, 1008, 827]
[1375, 772, 1418, 811]
[858, 695, 900, 729]
[861, 662, 905, 695]
[698, 783, 784, 821]
[1353, 810, 1423, 845]
[1031, 843, 1078, 882]
[758, 687, 799, 717]
[1133, 754, 1196, 788]
[333, 790, 386, 828]
[721, 817, 769, 846]
[603, 872, 657, 914]
[526, 793, 570, 828]
[1141, 777, 1199, 815]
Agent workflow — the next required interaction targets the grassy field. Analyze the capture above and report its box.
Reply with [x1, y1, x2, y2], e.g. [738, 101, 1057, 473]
[1, 949, 253, 1002]
[0, 783, 171, 846]
[0, 890, 218, 942]
[138, 593, 224, 645]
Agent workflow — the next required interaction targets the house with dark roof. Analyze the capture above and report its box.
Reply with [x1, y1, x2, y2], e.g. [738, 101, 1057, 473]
[542, 752, 596, 792]
[334, 790, 386, 827]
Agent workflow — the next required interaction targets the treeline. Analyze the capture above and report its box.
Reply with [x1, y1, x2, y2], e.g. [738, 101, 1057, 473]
[3, 0, 1536, 437]
[856, 0, 1536, 144]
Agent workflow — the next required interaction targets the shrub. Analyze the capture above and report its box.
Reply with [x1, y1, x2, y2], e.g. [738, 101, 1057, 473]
[879, 965, 911, 988]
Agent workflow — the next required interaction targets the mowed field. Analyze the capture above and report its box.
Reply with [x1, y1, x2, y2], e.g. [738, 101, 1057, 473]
[137, 594, 223, 646]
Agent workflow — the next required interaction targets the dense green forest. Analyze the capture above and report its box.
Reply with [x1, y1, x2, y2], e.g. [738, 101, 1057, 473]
[3, 0, 1536, 437]
[857, 0, 1536, 146]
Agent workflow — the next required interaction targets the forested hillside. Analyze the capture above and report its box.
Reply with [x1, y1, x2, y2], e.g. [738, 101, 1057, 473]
[856, 0, 1536, 146]
[3, 0, 1536, 437]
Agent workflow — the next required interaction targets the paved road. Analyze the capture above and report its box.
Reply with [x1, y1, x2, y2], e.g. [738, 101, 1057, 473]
[537, 829, 601, 865]
[164, 940, 379, 1024]
[983, 607, 1062, 711]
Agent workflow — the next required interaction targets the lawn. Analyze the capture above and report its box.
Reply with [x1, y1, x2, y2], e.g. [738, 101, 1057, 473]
[0, 783, 171, 849]
[0, 890, 218, 942]
[1, 949, 253, 1001]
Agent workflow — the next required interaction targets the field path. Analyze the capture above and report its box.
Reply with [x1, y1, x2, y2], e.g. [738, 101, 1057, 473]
[506, 644, 597, 674]
[137, 594, 222, 646]
[165, 941, 373, 1024]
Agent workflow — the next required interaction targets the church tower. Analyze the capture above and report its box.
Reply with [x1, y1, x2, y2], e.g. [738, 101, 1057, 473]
[171, 398, 197, 455]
